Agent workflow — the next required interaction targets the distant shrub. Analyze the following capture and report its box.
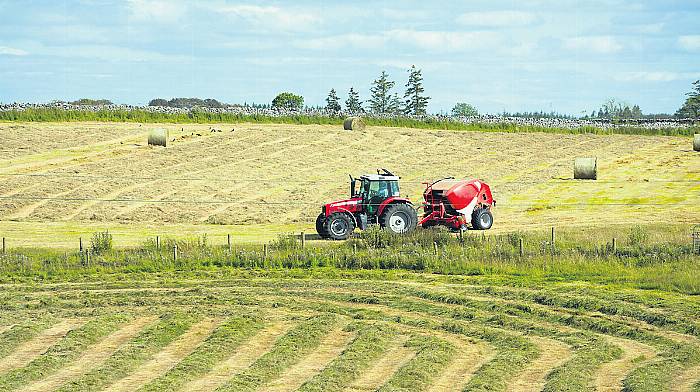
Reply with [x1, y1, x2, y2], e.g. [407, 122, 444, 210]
[627, 225, 649, 246]
[90, 231, 113, 255]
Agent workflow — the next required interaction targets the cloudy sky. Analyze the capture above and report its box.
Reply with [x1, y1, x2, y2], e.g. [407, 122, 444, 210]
[0, 0, 699, 114]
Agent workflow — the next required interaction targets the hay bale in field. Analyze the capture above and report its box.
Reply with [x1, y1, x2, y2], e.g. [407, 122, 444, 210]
[344, 117, 366, 131]
[574, 157, 597, 180]
[694, 134, 700, 151]
[148, 129, 169, 147]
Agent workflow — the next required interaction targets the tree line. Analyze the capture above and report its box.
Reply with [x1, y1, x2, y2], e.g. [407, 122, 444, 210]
[321, 65, 431, 115]
[58, 76, 700, 119]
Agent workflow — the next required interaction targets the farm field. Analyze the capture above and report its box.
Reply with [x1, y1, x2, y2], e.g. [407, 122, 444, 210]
[1, 270, 699, 392]
[0, 122, 698, 248]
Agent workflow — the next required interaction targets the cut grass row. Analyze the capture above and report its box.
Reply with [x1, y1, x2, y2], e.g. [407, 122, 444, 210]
[138, 316, 262, 392]
[56, 313, 198, 392]
[4, 268, 700, 390]
[0, 315, 130, 391]
[217, 314, 337, 392]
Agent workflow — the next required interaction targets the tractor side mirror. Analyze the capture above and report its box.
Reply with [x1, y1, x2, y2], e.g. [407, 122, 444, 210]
[349, 175, 357, 197]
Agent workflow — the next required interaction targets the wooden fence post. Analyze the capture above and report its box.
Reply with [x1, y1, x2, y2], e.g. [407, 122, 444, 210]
[79, 237, 83, 252]
[301, 232, 306, 249]
[433, 242, 439, 256]
[156, 236, 160, 250]
[612, 237, 617, 253]
[264, 244, 268, 259]
[2, 237, 5, 254]
[519, 238, 524, 257]
[227, 234, 232, 253]
[551, 227, 556, 248]
[173, 245, 178, 262]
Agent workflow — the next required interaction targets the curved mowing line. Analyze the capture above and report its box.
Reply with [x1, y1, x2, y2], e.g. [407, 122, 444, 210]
[263, 324, 354, 392]
[181, 321, 293, 392]
[0, 319, 83, 374]
[17, 317, 155, 392]
[425, 338, 494, 392]
[594, 336, 656, 392]
[507, 336, 572, 392]
[103, 318, 219, 392]
[344, 335, 415, 392]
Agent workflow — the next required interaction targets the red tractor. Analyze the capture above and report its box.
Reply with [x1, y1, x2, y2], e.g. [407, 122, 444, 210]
[316, 170, 495, 240]
[316, 169, 418, 240]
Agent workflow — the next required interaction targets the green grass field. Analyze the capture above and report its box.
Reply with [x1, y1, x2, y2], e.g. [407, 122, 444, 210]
[0, 266, 699, 391]
[0, 119, 699, 391]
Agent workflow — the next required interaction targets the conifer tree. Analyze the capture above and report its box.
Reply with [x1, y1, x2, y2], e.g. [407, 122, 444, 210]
[403, 65, 430, 115]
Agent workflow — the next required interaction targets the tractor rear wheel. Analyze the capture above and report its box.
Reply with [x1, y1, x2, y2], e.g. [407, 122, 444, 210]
[471, 208, 493, 230]
[324, 213, 355, 240]
[316, 213, 329, 239]
[380, 203, 417, 234]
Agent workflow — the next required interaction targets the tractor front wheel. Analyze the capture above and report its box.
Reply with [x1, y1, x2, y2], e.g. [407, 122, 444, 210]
[316, 213, 329, 239]
[471, 208, 493, 230]
[380, 204, 417, 234]
[324, 213, 355, 240]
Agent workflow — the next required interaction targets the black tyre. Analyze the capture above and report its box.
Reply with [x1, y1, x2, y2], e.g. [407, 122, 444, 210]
[316, 213, 329, 239]
[324, 213, 355, 240]
[471, 208, 493, 230]
[380, 203, 418, 234]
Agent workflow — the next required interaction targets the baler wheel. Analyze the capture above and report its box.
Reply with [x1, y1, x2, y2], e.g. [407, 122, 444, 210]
[471, 208, 493, 230]
[380, 204, 418, 234]
[324, 213, 355, 240]
[316, 213, 329, 239]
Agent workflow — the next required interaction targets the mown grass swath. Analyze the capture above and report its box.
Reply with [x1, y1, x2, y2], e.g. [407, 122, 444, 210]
[379, 335, 455, 391]
[138, 316, 263, 392]
[2, 269, 699, 391]
[0, 315, 130, 391]
[0, 318, 57, 361]
[1, 107, 698, 136]
[217, 314, 337, 392]
[56, 312, 197, 392]
[298, 323, 398, 392]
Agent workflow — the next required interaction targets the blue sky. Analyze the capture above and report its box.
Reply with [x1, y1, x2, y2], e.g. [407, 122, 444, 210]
[0, 0, 699, 115]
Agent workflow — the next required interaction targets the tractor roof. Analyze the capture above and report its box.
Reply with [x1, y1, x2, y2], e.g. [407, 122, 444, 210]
[359, 174, 400, 181]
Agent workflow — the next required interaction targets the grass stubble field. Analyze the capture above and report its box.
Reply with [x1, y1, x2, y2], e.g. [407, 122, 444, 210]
[0, 122, 697, 246]
[0, 121, 699, 391]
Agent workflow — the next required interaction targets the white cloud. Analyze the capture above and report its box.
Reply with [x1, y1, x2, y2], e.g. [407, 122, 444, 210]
[563, 36, 622, 54]
[629, 23, 664, 34]
[127, 0, 187, 23]
[678, 35, 700, 51]
[616, 71, 700, 82]
[0, 46, 28, 56]
[295, 30, 500, 52]
[456, 11, 537, 27]
[295, 33, 386, 50]
[210, 4, 319, 32]
[386, 30, 500, 51]
[37, 44, 189, 63]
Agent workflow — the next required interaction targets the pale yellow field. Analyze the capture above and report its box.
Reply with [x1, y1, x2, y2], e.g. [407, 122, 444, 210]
[0, 122, 698, 247]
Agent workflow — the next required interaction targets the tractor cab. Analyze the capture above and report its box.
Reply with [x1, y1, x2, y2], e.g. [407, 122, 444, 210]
[351, 173, 401, 215]
[317, 169, 417, 240]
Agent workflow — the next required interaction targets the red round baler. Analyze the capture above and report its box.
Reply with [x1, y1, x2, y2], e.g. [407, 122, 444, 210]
[419, 178, 495, 231]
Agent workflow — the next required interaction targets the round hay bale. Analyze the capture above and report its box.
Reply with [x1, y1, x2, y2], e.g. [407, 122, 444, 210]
[574, 157, 597, 180]
[148, 128, 169, 147]
[694, 134, 700, 152]
[343, 117, 366, 131]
